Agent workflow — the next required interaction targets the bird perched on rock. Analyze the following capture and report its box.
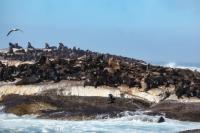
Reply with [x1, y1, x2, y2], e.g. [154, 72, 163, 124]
[7, 28, 23, 36]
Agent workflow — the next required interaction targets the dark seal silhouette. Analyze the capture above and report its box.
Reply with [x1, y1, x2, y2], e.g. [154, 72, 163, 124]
[157, 116, 165, 123]
[107, 94, 115, 104]
[15, 75, 41, 85]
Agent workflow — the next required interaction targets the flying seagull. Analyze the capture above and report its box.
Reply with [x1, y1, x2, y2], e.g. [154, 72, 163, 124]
[7, 28, 23, 36]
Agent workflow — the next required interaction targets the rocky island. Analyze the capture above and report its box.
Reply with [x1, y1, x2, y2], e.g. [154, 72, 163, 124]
[0, 42, 200, 123]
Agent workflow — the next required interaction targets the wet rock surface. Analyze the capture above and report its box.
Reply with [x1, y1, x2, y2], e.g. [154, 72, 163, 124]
[179, 129, 200, 133]
[1, 94, 200, 121]
[147, 100, 200, 122]
[0, 94, 150, 120]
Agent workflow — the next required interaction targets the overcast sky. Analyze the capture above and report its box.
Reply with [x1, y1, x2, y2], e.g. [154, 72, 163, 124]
[0, 0, 200, 63]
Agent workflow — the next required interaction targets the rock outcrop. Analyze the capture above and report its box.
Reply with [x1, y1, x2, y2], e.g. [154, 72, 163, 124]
[0, 43, 200, 99]
[179, 129, 200, 133]
[0, 43, 200, 121]
[0, 94, 150, 120]
[146, 100, 200, 122]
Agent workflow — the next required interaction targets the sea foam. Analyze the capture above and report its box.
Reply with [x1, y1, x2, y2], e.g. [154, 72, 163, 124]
[0, 111, 200, 133]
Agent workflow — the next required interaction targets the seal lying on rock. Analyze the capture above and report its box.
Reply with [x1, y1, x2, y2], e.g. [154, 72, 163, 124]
[9, 42, 22, 49]
[15, 75, 41, 85]
[44, 43, 57, 51]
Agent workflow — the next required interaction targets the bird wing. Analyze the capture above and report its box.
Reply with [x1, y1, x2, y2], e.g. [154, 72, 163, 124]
[6, 30, 14, 36]
[16, 29, 23, 32]
[7, 29, 23, 36]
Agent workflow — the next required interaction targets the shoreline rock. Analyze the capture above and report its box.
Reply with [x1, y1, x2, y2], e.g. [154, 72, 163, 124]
[0, 44, 200, 122]
[0, 80, 200, 121]
[0, 90, 200, 121]
[146, 100, 200, 122]
[179, 129, 200, 133]
[0, 94, 150, 120]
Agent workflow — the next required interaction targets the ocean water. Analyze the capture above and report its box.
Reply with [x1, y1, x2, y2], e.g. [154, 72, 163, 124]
[153, 61, 200, 72]
[1, 63, 200, 133]
[0, 111, 200, 133]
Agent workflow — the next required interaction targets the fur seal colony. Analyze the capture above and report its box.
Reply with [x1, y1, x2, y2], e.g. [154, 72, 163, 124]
[0, 42, 200, 99]
[0, 42, 200, 122]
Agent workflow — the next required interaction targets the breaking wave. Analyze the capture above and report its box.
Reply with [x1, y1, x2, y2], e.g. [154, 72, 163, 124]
[161, 62, 200, 72]
[0, 111, 200, 133]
